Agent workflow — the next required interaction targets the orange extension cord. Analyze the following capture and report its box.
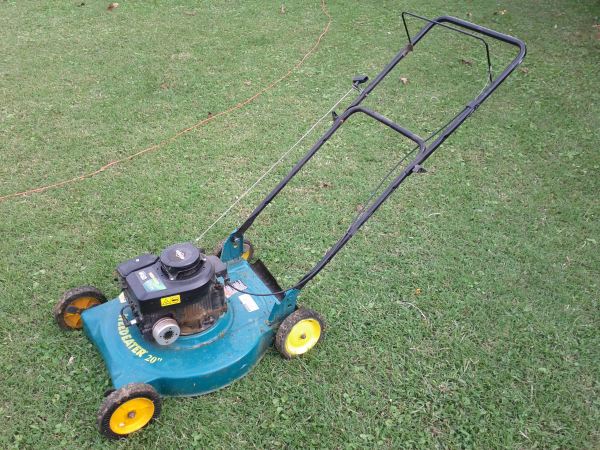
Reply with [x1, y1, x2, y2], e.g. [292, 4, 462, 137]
[0, 1, 332, 203]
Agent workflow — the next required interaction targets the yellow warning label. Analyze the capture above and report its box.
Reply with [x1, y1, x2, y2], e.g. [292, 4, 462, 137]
[160, 294, 181, 307]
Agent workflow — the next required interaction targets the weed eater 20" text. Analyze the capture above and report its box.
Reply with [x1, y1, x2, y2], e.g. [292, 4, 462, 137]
[53, 14, 525, 438]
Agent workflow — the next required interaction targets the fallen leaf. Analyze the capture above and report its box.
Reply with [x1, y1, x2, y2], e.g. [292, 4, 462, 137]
[107, 2, 119, 11]
[494, 9, 507, 15]
[459, 58, 473, 66]
[520, 67, 529, 74]
[68, 356, 75, 366]
[400, 77, 409, 85]
[355, 204, 364, 213]
[415, 288, 422, 295]
[244, 80, 252, 86]
[280, 4, 286, 14]
[207, 112, 213, 118]
[466, 12, 472, 18]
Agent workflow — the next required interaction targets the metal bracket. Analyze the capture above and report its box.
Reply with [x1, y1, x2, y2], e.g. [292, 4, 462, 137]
[221, 230, 244, 262]
[268, 289, 298, 324]
[120, 305, 138, 327]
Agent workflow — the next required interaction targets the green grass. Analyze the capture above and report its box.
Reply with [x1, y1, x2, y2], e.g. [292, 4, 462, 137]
[1, 0, 599, 448]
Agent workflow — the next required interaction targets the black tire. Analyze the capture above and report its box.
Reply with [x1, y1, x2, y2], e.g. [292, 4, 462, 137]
[103, 388, 116, 397]
[213, 238, 254, 261]
[275, 308, 325, 359]
[97, 383, 162, 439]
[53, 285, 106, 330]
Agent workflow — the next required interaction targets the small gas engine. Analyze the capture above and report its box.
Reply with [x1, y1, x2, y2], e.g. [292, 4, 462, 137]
[117, 242, 228, 345]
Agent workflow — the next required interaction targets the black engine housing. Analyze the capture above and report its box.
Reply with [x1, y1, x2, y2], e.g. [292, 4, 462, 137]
[117, 242, 228, 342]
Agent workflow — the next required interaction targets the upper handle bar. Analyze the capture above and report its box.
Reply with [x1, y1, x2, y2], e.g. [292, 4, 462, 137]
[432, 15, 526, 53]
[225, 14, 526, 292]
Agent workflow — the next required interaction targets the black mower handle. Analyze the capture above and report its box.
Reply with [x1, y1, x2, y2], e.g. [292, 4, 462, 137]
[234, 13, 526, 291]
[433, 15, 526, 53]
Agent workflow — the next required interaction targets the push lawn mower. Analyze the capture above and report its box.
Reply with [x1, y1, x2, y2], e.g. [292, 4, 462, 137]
[53, 14, 525, 439]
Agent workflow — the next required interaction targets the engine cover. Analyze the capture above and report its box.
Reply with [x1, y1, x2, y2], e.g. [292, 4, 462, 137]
[117, 242, 227, 343]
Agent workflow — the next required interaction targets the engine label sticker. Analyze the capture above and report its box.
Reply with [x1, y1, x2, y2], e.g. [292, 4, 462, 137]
[137, 270, 167, 292]
[224, 280, 247, 298]
[160, 294, 181, 307]
[238, 294, 259, 312]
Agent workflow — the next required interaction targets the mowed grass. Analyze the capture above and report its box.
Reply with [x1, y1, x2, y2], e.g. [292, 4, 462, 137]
[1, 0, 599, 448]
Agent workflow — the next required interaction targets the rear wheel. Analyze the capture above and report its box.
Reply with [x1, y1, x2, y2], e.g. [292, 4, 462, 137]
[53, 285, 106, 330]
[275, 308, 325, 359]
[213, 238, 254, 261]
[97, 383, 161, 439]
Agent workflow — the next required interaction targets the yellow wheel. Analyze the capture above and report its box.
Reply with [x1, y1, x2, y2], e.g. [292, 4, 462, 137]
[53, 286, 106, 330]
[275, 308, 325, 359]
[241, 242, 253, 260]
[98, 383, 161, 439]
[214, 238, 254, 261]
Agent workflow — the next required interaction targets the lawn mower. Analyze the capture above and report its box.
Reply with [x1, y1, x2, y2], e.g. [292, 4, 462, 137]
[53, 14, 525, 439]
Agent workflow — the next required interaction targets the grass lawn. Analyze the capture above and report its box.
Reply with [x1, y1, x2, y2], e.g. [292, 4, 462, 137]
[1, 0, 598, 448]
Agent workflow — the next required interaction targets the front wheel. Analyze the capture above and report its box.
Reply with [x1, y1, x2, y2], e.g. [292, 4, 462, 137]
[275, 308, 325, 359]
[97, 383, 162, 439]
[53, 285, 106, 330]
